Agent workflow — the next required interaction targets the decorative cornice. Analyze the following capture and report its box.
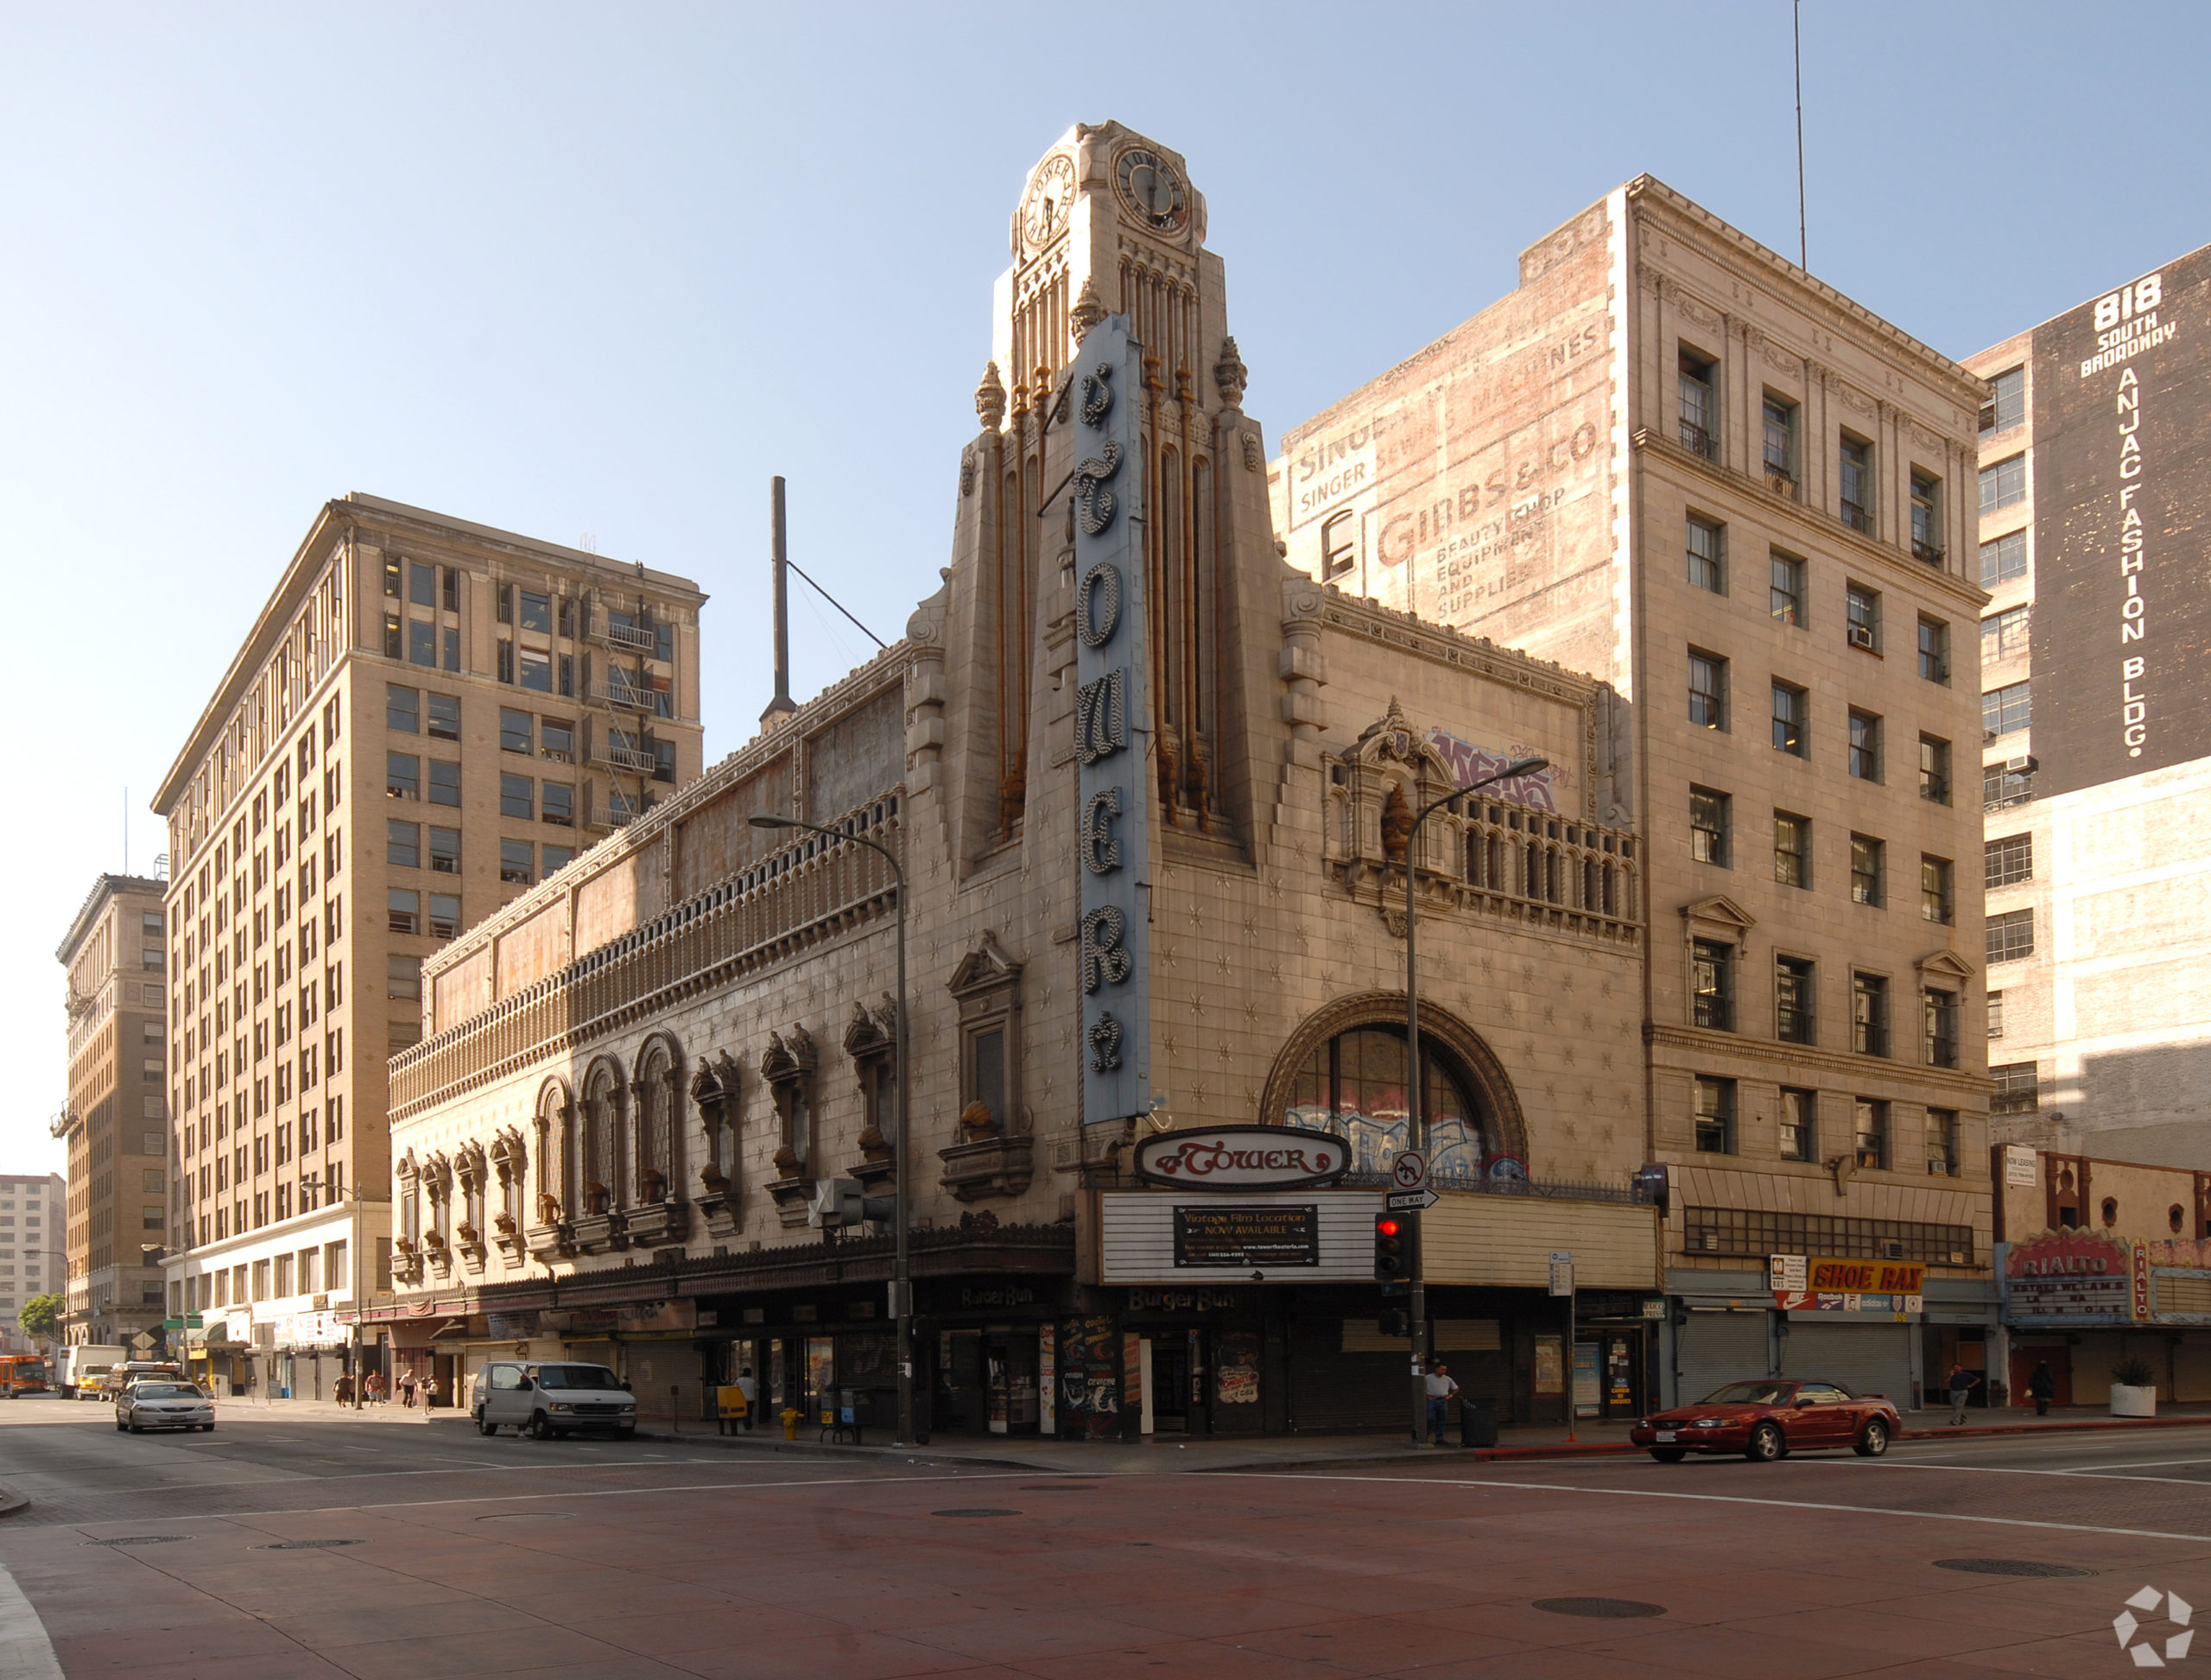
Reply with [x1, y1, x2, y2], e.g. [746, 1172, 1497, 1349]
[1647, 1021, 1994, 1100]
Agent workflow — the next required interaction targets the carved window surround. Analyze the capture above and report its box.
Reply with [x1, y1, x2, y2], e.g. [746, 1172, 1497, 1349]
[394, 1150, 427, 1284]
[572, 1062, 630, 1254]
[941, 934, 1030, 1201]
[489, 1126, 529, 1263]
[762, 1024, 818, 1228]
[625, 1038, 690, 1248]
[690, 1051, 744, 1239]
[453, 1141, 490, 1272]
[843, 995, 900, 1192]
[527, 1084, 575, 1263]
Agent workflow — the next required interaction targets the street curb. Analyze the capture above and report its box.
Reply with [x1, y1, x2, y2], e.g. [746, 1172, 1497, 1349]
[627, 1429, 1042, 1474]
[1899, 1414, 2211, 1442]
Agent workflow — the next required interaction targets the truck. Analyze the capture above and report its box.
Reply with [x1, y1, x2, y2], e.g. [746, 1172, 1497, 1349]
[62, 1345, 127, 1402]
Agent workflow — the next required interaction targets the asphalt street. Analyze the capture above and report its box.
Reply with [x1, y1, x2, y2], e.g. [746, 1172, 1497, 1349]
[0, 1396, 2207, 1676]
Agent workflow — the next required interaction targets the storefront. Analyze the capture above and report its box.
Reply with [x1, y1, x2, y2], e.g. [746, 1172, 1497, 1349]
[1999, 1227, 2211, 1407]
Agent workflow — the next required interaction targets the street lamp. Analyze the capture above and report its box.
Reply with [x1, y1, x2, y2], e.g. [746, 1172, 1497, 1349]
[749, 810, 912, 1449]
[1403, 757, 1548, 1447]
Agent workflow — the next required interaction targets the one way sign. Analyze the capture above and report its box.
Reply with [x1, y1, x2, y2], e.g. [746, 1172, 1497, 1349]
[1384, 1189, 1438, 1212]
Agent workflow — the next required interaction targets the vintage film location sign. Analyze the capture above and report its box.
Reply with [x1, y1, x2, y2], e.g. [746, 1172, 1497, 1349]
[1132, 1125, 1353, 1191]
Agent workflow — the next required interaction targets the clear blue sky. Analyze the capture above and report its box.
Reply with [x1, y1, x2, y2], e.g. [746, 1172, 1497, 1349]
[6, 1, 2208, 1173]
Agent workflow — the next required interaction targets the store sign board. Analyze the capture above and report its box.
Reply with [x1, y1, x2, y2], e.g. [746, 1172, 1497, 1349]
[1805, 1258, 1926, 1296]
[1133, 1125, 1351, 1190]
[2004, 1144, 2038, 1189]
[1172, 1204, 1321, 1269]
[2005, 1229, 2134, 1321]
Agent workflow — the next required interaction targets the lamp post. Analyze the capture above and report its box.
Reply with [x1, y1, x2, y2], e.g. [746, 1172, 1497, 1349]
[749, 810, 912, 1449]
[1403, 756, 1547, 1447]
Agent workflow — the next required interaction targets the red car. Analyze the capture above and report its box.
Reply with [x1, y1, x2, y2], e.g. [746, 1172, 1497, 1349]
[1629, 1379, 1900, 1462]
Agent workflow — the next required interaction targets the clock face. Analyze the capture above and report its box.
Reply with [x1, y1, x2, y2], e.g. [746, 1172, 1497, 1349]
[1021, 154, 1076, 250]
[1116, 147, 1188, 234]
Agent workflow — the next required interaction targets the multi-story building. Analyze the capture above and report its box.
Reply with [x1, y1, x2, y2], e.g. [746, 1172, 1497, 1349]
[1967, 242, 2211, 1168]
[54, 875, 172, 1348]
[377, 121, 1666, 1437]
[0, 1175, 67, 1350]
[150, 494, 706, 1398]
[1276, 178, 1996, 1404]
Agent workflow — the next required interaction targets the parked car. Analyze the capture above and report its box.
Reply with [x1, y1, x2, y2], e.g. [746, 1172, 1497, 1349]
[1630, 1379, 1900, 1462]
[115, 1380, 214, 1434]
[471, 1361, 637, 1440]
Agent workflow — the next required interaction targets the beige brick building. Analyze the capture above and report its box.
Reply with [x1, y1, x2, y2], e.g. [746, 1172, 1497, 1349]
[150, 495, 704, 1397]
[54, 875, 170, 1348]
[380, 123, 1666, 1438]
[1967, 242, 2211, 1172]
[1275, 179, 1995, 1404]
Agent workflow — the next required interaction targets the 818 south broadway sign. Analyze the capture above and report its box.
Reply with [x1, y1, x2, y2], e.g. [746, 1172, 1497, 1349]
[1074, 315, 1152, 1125]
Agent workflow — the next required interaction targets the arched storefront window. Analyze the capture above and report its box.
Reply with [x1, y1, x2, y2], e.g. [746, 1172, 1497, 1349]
[1283, 1024, 1511, 1181]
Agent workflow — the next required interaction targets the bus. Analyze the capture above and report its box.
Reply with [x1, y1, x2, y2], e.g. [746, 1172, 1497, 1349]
[0, 1355, 51, 1398]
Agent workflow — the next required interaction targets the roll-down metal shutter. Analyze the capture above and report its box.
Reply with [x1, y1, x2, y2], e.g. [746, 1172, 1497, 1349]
[1781, 1321, 1914, 1406]
[1673, 1309, 1771, 1407]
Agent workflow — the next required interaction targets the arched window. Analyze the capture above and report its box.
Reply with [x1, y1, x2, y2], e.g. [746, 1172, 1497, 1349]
[583, 1062, 624, 1214]
[634, 1038, 681, 1204]
[534, 1081, 573, 1225]
[1283, 1024, 1496, 1180]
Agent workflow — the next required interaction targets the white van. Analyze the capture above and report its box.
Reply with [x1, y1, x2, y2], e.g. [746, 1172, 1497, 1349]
[472, 1360, 637, 1440]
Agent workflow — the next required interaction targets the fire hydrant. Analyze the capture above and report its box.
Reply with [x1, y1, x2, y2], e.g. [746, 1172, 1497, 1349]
[780, 1407, 802, 1441]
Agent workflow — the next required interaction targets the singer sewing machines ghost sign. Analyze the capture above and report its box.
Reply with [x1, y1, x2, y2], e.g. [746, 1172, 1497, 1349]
[1072, 316, 1150, 1125]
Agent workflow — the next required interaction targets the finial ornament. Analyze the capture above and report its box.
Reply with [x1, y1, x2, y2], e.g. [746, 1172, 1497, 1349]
[1069, 277, 1106, 346]
[1213, 336, 1249, 409]
[975, 361, 1007, 430]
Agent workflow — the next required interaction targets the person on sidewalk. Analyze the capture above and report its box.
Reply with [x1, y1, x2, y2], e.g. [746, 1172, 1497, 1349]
[365, 1370, 383, 1405]
[2028, 1360, 2056, 1417]
[736, 1366, 758, 1431]
[1947, 1363, 1980, 1426]
[399, 1368, 417, 1408]
[1424, 1362, 1460, 1445]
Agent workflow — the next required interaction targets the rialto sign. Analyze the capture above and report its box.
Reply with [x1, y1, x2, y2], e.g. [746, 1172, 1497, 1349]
[1132, 1125, 1352, 1190]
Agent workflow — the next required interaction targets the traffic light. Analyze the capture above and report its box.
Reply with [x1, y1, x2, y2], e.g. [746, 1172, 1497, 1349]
[1374, 1214, 1413, 1285]
[1378, 1307, 1408, 1338]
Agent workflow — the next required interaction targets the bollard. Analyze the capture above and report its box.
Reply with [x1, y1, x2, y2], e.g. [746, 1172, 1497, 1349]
[670, 1385, 680, 1436]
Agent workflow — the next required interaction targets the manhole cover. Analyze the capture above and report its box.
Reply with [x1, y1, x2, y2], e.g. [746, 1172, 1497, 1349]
[251, 1539, 364, 1550]
[477, 1512, 573, 1522]
[1934, 1558, 2094, 1578]
[82, 1536, 190, 1547]
[1533, 1598, 1666, 1620]
[932, 1507, 1021, 1518]
[1019, 1483, 1098, 1490]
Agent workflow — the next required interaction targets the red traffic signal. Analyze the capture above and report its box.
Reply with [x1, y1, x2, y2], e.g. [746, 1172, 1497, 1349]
[1374, 1213, 1411, 1284]
[1377, 1218, 1401, 1237]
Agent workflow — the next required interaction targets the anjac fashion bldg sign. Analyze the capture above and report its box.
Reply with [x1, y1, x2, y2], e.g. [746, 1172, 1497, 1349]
[1133, 1125, 1353, 1190]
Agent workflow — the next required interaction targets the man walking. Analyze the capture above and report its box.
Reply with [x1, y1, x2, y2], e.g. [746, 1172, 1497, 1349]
[1424, 1361, 1460, 1445]
[1946, 1362, 1980, 1426]
[2028, 1360, 2056, 1417]
[736, 1366, 758, 1431]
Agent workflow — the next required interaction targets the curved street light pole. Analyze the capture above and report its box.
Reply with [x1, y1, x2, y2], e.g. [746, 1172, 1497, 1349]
[1403, 757, 1547, 1447]
[751, 812, 911, 1448]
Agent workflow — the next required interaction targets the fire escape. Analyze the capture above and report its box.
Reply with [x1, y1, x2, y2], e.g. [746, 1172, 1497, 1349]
[586, 587, 669, 833]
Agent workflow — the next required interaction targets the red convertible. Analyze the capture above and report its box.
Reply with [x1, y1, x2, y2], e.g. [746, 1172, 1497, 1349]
[1630, 1379, 1900, 1462]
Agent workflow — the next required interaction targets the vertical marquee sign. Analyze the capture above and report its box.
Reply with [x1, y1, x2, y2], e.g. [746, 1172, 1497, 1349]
[1074, 314, 1151, 1125]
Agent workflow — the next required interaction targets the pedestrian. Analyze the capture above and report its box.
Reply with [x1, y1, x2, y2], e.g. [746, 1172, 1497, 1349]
[365, 1370, 383, 1405]
[736, 1366, 758, 1432]
[1947, 1362, 1980, 1426]
[1424, 1360, 1460, 1445]
[2029, 1360, 2056, 1417]
[400, 1368, 417, 1408]
[421, 1373, 438, 1411]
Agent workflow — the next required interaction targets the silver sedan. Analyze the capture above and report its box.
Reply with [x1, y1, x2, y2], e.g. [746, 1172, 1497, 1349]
[115, 1381, 214, 1433]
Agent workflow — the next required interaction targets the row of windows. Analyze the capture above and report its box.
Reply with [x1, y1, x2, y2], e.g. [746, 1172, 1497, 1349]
[1686, 650, 1952, 792]
[176, 1239, 351, 1311]
[1984, 680, 2031, 738]
[1685, 1203, 1974, 1264]
[1688, 948, 1961, 1067]
[1691, 1080, 1962, 1176]
[1689, 793, 1951, 915]
[1683, 523, 1951, 653]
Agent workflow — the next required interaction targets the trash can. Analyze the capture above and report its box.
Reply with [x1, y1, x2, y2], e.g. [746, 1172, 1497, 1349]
[1460, 1396, 1498, 1449]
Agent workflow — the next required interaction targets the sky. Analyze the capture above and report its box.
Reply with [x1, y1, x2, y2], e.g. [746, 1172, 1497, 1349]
[5, 0, 2209, 1176]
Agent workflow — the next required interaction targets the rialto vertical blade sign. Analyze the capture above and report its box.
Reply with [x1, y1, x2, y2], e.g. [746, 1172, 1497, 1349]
[1073, 314, 1151, 1125]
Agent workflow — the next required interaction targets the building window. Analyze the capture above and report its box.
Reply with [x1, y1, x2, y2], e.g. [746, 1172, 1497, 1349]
[542, 844, 575, 874]
[1690, 787, 1730, 867]
[1773, 811, 1810, 889]
[1688, 650, 1728, 731]
[1992, 1062, 2039, 1116]
[1846, 582, 1881, 651]
[1678, 349, 1719, 459]
[1763, 395, 1797, 486]
[1921, 855, 1954, 924]
[1980, 529, 2028, 586]
[1764, 679, 1807, 757]
[388, 955, 421, 1001]
[385, 753, 419, 801]
[499, 840, 534, 885]
[499, 773, 534, 821]
[383, 614, 402, 659]
[1694, 1076, 1736, 1155]
[1984, 759, 2035, 810]
[1986, 834, 2032, 888]
[388, 820, 420, 869]
[1687, 517, 1726, 593]
[519, 590, 553, 634]
[428, 827, 461, 874]
[387, 684, 419, 733]
[497, 640, 513, 684]
[1847, 710, 1883, 782]
[1910, 471, 1942, 563]
[1682, 1209, 1969, 1265]
[1320, 511, 1356, 581]
[427, 693, 460, 741]
[1838, 434, 1873, 533]
[1988, 908, 2034, 964]
[1778, 1087, 1817, 1163]
[408, 619, 437, 667]
[1923, 989, 1959, 1069]
[520, 648, 554, 693]
[1917, 616, 1949, 683]
[1980, 453, 2028, 514]
[1987, 989, 2005, 1039]
[1981, 605, 2030, 665]
[1853, 1099, 1889, 1170]
[1919, 734, 1952, 806]
[1692, 940, 1735, 1031]
[542, 782, 575, 827]
[1981, 366, 2025, 434]
[1984, 681, 2032, 739]
[542, 718, 575, 763]
[500, 708, 532, 754]
[1852, 973, 1890, 1057]
[388, 890, 420, 936]
[428, 894, 462, 940]
[428, 762, 461, 807]
[1770, 549, 1806, 626]
[407, 561, 435, 607]
[1776, 955, 1815, 1045]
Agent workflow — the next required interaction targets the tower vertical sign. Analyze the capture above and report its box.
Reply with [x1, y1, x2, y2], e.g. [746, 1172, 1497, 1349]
[1074, 315, 1150, 1125]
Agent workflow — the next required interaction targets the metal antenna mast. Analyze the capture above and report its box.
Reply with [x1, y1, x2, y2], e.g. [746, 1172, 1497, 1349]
[1795, 0, 1808, 269]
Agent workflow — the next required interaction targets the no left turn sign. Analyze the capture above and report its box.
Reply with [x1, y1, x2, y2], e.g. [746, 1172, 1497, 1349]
[1392, 1151, 1429, 1190]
